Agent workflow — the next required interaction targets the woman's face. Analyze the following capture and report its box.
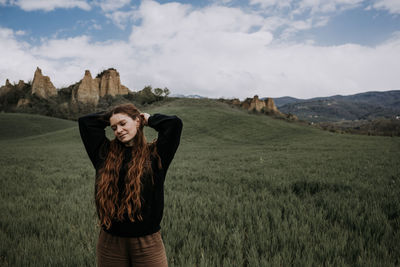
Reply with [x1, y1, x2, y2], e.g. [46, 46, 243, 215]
[110, 113, 140, 145]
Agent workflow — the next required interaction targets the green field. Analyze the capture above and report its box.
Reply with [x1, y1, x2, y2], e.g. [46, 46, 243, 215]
[1, 99, 399, 266]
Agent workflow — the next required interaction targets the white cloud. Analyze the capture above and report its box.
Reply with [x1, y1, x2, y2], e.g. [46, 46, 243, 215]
[371, 0, 400, 14]
[130, 1, 268, 45]
[13, 0, 91, 11]
[248, 0, 364, 40]
[214, 0, 234, 4]
[0, 27, 53, 84]
[295, 0, 364, 14]
[90, 23, 102, 30]
[105, 9, 137, 29]
[250, 0, 364, 14]
[1, 1, 400, 99]
[249, 0, 292, 9]
[95, 0, 131, 12]
[15, 30, 26, 36]
[96, 0, 137, 30]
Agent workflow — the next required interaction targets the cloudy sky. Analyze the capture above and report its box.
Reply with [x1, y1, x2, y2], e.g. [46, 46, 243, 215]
[0, 0, 399, 99]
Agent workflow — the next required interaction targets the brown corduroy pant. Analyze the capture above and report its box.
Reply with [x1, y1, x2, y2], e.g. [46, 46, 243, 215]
[97, 230, 168, 267]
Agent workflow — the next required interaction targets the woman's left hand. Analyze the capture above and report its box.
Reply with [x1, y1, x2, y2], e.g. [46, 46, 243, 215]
[140, 113, 150, 125]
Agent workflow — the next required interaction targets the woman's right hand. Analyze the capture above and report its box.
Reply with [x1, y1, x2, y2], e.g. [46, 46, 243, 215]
[140, 113, 150, 126]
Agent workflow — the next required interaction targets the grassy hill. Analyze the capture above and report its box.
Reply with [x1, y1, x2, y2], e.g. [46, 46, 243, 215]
[1, 98, 399, 266]
[0, 112, 76, 140]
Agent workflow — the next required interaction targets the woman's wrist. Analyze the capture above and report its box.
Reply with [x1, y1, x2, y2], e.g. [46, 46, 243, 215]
[140, 113, 150, 126]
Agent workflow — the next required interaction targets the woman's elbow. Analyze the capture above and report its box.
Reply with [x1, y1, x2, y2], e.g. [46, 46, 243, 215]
[175, 117, 183, 132]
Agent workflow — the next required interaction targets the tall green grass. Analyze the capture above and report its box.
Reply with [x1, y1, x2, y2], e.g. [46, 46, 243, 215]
[1, 99, 399, 266]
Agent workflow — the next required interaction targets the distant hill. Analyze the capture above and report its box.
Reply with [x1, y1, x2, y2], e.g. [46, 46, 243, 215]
[273, 90, 400, 122]
[272, 96, 303, 107]
[170, 94, 206, 99]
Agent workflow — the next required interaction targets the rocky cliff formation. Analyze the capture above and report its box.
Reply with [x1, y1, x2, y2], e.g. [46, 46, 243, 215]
[16, 80, 25, 90]
[1, 67, 134, 115]
[72, 68, 129, 105]
[31, 67, 57, 98]
[0, 79, 13, 96]
[0, 67, 166, 119]
[235, 95, 283, 115]
[71, 70, 100, 105]
[220, 95, 297, 120]
[264, 97, 280, 114]
[98, 69, 129, 97]
[17, 98, 30, 108]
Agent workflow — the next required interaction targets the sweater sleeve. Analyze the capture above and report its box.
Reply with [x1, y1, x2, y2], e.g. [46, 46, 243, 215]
[78, 112, 110, 169]
[148, 113, 183, 173]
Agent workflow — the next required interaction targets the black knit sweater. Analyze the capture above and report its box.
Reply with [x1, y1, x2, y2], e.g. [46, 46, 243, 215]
[78, 112, 182, 237]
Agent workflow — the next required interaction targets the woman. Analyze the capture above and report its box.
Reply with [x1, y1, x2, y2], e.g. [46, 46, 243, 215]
[78, 103, 182, 267]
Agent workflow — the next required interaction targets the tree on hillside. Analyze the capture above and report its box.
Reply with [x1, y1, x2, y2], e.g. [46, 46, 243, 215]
[134, 85, 157, 105]
[163, 87, 170, 97]
[154, 88, 164, 101]
[96, 68, 117, 78]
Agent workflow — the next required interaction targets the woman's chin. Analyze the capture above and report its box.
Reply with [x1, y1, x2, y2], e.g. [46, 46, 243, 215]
[120, 138, 134, 146]
[117, 137, 127, 143]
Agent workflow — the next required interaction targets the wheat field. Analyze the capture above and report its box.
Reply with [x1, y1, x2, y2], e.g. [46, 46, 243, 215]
[1, 99, 399, 266]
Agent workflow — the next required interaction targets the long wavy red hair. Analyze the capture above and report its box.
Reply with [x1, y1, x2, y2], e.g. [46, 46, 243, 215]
[96, 103, 160, 229]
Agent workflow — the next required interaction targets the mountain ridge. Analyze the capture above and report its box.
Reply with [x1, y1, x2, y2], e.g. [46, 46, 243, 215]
[272, 90, 400, 122]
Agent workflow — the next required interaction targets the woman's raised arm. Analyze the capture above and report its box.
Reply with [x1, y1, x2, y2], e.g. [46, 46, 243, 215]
[78, 112, 110, 169]
[147, 113, 183, 173]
